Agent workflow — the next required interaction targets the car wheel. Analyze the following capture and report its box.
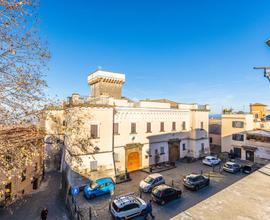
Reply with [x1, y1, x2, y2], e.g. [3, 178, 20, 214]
[195, 186, 199, 191]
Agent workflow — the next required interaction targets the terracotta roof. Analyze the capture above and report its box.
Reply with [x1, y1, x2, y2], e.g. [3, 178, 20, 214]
[251, 103, 267, 106]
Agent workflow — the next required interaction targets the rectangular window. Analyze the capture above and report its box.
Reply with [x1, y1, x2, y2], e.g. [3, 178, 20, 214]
[209, 137, 213, 143]
[146, 122, 151, 133]
[201, 143, 205, 151]
[182, 143, 186, 151]
[131, 123, 136, 134]
[90, 161, 97, 171]
[155, 149, 159, 154]
[182, 121, 186, 130]
[5, 154, 12, 163]
[114, 153, 119, 162]
[232, 134, 244, 141]
[160, 147, 165, 154]
[90, 124, 99, 139]
[21, 169, 26, 182]
[34, 162, 38, 172]
[113, 123, 119, 135]
[160, 122, 164, 132]
[172, 122, 176, 131]
[232, 121, 244, 128]
[201, 122, 204, 129]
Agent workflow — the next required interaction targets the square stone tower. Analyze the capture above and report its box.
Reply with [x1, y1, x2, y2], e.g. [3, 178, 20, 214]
[88, 70, 125, 99]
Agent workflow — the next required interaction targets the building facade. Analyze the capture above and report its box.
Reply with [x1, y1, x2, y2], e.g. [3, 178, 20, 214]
[221, 113, 270, 164]
[209, 119, 221, 154]
[0, 126, 44, 206]
[45, 70, 210, 180]
[250, 103, 270, 121]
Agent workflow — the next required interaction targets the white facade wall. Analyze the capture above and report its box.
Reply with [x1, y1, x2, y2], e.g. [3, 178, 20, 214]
[221, 114, 254, 152]
[63, 105, 209, 177]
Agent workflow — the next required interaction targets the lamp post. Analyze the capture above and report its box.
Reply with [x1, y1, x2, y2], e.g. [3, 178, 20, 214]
[253, 37, 270, 81]
[266, 38, 270, 47]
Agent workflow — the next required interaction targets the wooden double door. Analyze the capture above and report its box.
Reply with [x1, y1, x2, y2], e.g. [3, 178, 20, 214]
[127, 152, 140, 171]
[169, 140, 180, 162]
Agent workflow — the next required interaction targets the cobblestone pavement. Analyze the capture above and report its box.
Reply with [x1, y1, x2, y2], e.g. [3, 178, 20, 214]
[0, 172, 70, 220]
[76, 160, 247, 220]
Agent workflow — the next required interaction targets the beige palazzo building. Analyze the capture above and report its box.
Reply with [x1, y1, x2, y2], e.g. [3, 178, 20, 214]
[45, 70, 210, 180]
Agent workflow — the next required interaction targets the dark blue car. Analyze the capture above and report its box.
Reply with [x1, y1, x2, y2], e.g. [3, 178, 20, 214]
[84, 177, 115, 199]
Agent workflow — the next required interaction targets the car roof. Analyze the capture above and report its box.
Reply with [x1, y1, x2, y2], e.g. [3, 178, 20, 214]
[95, 177, 113, 184]
[154, 184, 172, 191]
[186, 173, 200, 178]
[113, 195, 140, 208]
[226, 161, 236, 165]
[148, 173, 163, 178]
[205, 156, 216, 159]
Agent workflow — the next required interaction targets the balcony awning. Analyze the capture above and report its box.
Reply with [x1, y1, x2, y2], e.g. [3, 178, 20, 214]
[241, 145, 257, 151]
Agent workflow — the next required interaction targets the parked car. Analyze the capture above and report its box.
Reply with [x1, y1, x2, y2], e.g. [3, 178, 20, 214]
[84, 177, 115, 199]
[242, 163, 258, 174]
[110, 193, 147, 219]
[151, 184, 182, 205]
[223, 161, 241, 173]
[139, 173, 165, 193]
[183, 174, 210, 191]
[202, 156, 221, 166]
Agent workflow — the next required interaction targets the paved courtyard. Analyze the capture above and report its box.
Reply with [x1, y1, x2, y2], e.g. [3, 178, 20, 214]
[76, 160, 248, 220]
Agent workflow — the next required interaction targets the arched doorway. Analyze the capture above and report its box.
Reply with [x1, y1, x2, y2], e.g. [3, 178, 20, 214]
[127, 152, 140, 171]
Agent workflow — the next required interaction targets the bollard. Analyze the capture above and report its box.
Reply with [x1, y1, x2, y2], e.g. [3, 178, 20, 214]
[171, 180, 174, 187]
[89, 206, 92, 220]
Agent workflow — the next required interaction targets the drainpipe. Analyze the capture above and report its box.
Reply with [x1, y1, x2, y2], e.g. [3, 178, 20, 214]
[112, 108, 117, 179]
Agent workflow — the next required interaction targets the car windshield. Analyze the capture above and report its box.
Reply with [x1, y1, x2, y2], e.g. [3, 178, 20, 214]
[152, 188, 161, 197]
[225, 164, 233, 168]
[90, 182, 99, 189]
[144, 176, 154, 184]
[187, 176, 196, 182]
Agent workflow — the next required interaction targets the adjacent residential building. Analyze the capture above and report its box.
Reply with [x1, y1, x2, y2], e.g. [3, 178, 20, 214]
[209, 119, 221, 154]
[45, 70, 210, 180]
[0, 126, 44, 206]
[250, 103, 270, 121]
[221, 113, 270, 164]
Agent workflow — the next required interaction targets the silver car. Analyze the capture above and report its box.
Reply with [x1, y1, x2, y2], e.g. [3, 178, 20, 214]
[223, 162, 241, 173]
[139, 173, 165, 192]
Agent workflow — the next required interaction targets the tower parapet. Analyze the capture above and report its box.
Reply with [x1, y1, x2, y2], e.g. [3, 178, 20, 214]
[88, 70, 125, 99]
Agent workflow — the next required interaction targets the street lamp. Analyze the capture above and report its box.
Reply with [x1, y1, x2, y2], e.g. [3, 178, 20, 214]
[254, 66, 270, 82]
[266, 38, 270, 47]
[253, 37, 270, 81]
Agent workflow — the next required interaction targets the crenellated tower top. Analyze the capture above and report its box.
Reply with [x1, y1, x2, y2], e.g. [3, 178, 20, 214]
[88, 70, 125, 99]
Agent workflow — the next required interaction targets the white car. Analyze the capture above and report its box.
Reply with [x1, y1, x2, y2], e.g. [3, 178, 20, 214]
[139, 173, 165, 192]
[110, 194, 147, 219]
[202, 156, 221, 166]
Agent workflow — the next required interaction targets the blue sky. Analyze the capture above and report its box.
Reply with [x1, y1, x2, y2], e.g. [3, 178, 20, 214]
[40, 0, 270, 113]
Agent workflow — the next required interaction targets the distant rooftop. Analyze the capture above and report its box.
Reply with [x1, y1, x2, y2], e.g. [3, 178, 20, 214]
[250, 103, 267, 106]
